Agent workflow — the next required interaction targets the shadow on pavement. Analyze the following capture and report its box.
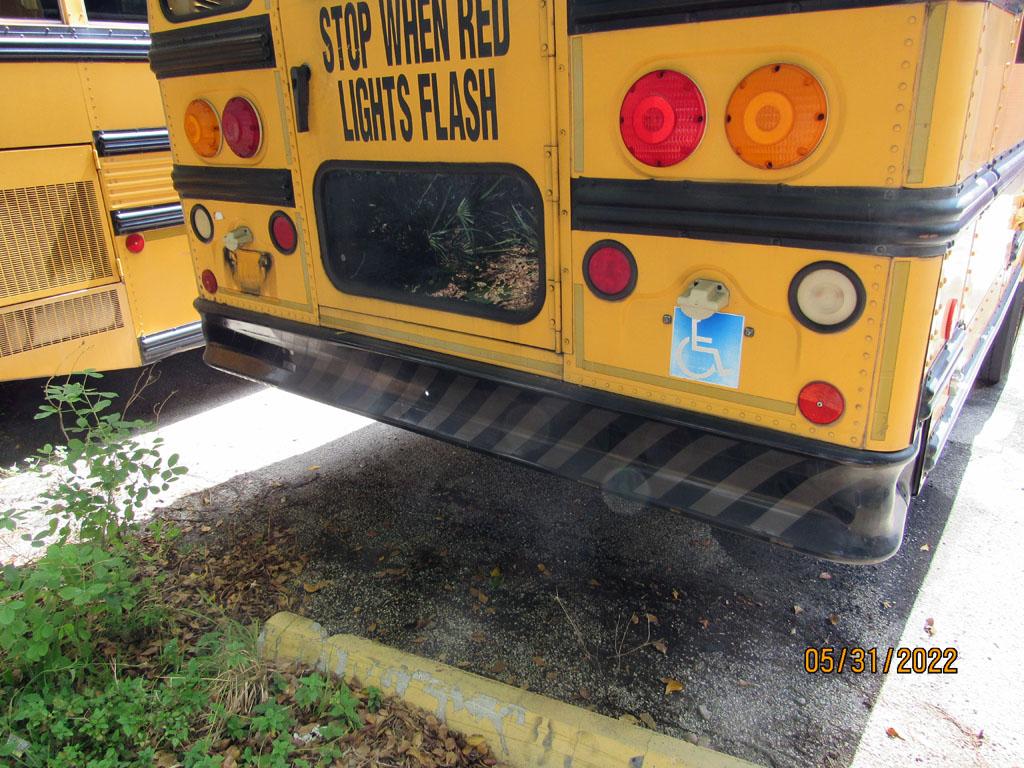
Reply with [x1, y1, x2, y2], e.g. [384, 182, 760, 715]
[148, 376, 1008, 768]
[0, 349, 261, 468]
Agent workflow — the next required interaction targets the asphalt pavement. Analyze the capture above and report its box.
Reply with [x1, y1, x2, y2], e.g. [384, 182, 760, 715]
[1, 349, 1021, 768]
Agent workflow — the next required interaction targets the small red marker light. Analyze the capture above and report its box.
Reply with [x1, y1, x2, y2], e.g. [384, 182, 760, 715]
[584, 241, 637, 300]
[201, 269, 218, 294]
[798, 382, 845, 425]
[269, 211, 297, 254]
[944, 299, 959, 342]
[125, 233, 145, 253]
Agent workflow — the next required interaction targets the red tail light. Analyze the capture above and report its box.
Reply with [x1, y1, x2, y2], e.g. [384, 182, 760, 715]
[584, 241, 637, 300]
[269, 211, 297, 254]
[125, 233, 145, 253]
[620, 70, 706, 167]
[201, 269, 218, 294]
[222, 97, 262, 158]
[798, 382, 845, 425]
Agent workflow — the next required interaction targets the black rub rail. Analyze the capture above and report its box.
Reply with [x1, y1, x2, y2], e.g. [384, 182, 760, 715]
[572, 142, 1024, 257]
[0, 24, 149, 62]
[567, 0, 1023, 33]
[111, 203, 184, 235]
[172, 165, 295, 208]
[149, 14, 275, 80]
[94, 128, 170, 157]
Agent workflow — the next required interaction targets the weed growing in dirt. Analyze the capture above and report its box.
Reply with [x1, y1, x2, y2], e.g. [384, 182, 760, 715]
[1, 369, 187, 548]
[1, 374, 504, 767]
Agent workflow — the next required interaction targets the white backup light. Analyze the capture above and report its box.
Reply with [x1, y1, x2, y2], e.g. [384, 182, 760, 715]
[790, 262, 864, 332]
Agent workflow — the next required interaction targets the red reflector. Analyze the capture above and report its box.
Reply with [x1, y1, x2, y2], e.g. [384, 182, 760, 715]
[944, 299, 959, 342]
[584, 242, 636, 300]
[222, 97, 262, 158]
[620, 70, 706, 167]
[125, 233, 145, 253]
[201, 269, 218, 294]
[269, 211, 297, 254]
[798, 382, 845, 425]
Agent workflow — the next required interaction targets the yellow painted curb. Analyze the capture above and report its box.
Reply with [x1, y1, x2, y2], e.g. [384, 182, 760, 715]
[258, 612, 760, 768]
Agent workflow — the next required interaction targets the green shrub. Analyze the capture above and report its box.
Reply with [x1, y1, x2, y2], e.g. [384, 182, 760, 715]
[2, 370, 187, 549]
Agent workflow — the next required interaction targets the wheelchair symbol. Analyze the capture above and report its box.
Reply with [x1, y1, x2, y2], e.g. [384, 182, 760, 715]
[672, 315, 733, 381]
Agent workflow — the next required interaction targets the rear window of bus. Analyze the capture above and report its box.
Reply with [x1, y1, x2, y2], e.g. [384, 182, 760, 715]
[316, 163, 546, 325]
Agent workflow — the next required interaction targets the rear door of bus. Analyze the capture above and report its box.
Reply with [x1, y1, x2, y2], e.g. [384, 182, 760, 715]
[278, 0, 559, 354]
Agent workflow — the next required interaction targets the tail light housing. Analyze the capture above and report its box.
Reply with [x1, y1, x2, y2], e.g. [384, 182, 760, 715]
[583, 241, 637, 301]
[798, 382, 845, 425]
[269, 211, 297, 254]
[222, 97, 262, 158]
[726, 64, 827, 170]
[184, 99, 221, 158]
[789, 262, 865, 333]
[620, 70, 706, 167]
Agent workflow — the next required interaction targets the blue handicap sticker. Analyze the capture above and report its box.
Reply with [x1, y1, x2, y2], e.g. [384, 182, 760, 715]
[669, 307, 745, 389]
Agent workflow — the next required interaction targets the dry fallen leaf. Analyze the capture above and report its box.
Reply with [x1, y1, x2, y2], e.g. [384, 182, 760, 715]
[630, 613, 640, 625]
[672, 589, 681, 601]
[303, 581, 331, 594]
[920, 543, 931, 552]
[589, 578, 601, 588]
[619, 713, 640, 727]
[307, 465, 321, 472]
[924, 617, 935, 636]
[639, 711, 657, 730]
[645, 613, 660, 626]
[537, 563, 548, 574]
[793, 604, 804, 615]
[737, 679, 752, 688]
[698, 617, 711, 630]
[489, 660, 507, 674]
[886, 726, 904, 740]
[882, 600, 894, 609]
[653, 639, 669, 655]
[490, 566, 502, 578]
[532, 655, 546, 667]
[470, 631, 487, 643]
[828, 613, 840, 625]
[661, 677, 685, 694]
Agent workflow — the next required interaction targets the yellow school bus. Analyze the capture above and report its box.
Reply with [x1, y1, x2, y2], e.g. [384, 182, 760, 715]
[149, 0, 1024, 562]
[0, 0, 200, 382]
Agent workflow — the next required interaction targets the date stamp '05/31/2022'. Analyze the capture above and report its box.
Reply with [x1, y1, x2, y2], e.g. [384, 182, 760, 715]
[804, 647, 959, 675]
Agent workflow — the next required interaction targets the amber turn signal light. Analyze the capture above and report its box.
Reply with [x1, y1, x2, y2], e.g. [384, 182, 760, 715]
[184, 99, 221, 158]
[726, 64, 827, 170]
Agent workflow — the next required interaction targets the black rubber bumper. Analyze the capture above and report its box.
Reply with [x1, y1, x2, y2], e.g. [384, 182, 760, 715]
[199, 302, 917, 564]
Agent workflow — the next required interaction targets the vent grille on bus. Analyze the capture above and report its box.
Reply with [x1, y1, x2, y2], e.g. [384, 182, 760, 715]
[0, 181, 113, 301]
[0, 288, 124, 358]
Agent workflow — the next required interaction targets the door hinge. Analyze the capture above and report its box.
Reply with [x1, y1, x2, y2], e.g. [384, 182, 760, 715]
[544, 145, 559, 202]
[548, 279, 562, 333]
[539, 0, 555, 57]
